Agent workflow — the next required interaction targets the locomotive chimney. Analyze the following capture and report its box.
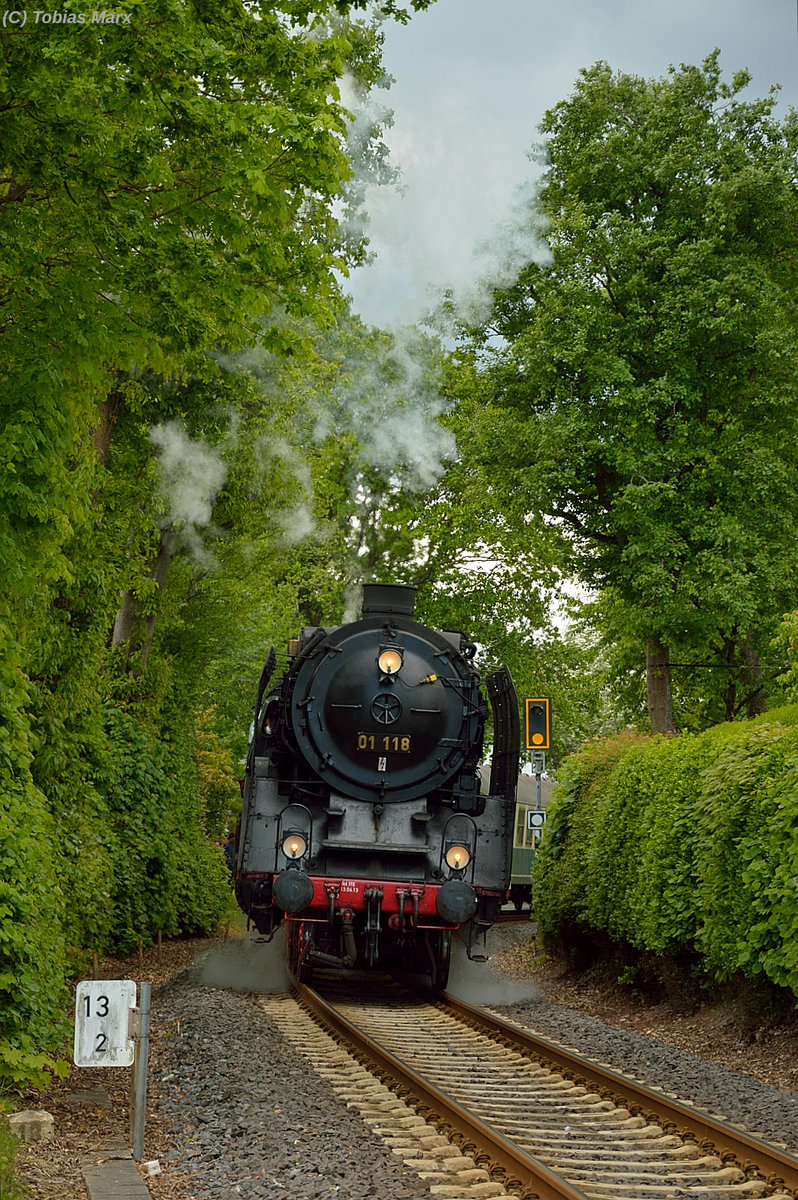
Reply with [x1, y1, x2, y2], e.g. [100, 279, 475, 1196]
[360, 583, 416, 618]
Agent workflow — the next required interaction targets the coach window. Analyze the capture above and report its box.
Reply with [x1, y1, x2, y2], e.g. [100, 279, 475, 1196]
[516, 807, 536, 848]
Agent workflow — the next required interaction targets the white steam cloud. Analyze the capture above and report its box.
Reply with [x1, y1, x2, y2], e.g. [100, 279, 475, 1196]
[452, 174, 552, 329]
[342, 63, 553, 333]
[334, 68, 399, 267]
[216, 323, 456, 570]
[259, 437, 318, 546]
[316, 328, 456, 493]
[149, 421, 229, 563]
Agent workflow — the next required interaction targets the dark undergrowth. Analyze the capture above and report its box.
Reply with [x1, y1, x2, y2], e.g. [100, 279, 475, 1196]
[546, 926, 798, 1034]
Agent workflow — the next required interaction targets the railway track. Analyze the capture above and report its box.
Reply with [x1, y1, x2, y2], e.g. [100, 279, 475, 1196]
[259, 974, 798, 1200]
[496, 910, 534, 925]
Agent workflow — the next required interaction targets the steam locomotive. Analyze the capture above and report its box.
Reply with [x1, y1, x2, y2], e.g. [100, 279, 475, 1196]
[234, 583, 519, 988]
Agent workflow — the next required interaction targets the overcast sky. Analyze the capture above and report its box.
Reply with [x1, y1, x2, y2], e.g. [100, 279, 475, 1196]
[343, 0, 798, 329]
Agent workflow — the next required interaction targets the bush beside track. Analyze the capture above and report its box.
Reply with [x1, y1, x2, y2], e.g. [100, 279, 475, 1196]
[0, 699, 232, 1093]
[532, 704, 798, 998]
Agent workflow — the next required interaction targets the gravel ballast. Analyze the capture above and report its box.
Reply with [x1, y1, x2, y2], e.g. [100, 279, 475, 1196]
[156, 936, 432, 1200]
[154, 925, 798, 1200]
[470, 924, 798, 1153]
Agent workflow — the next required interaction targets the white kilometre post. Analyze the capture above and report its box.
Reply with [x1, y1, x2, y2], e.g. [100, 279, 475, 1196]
[74, 980, 136, 1067]
[74, 979, 151, 1159]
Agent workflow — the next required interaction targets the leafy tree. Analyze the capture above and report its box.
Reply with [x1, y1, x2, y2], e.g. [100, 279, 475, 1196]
[1, 2, 380, 601]
[0, 0, 433, 1087]
[575, 586, 791, 734]
[462, 54, 798, 732]
[334, 0, 433, 17]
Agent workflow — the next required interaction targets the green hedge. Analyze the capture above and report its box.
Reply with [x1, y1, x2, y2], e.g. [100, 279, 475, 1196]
[532, 705, 798, 995]
[0, 690, 230, 1092]
[0, 640, 69, 1089]
[0, 1113, 26, 1200]
[103, 707, 230, 954]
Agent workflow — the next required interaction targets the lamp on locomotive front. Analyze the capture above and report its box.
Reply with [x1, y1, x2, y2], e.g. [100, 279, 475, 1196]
[377, 646, 403, 675]
[444, 843, 471, 876]
[281, 832, 307, 863]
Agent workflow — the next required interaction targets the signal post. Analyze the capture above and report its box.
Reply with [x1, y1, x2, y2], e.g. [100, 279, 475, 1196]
[524, 696, 552, 830]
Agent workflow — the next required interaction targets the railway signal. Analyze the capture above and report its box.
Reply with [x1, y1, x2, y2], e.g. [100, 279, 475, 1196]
[524, 697, 551, 751]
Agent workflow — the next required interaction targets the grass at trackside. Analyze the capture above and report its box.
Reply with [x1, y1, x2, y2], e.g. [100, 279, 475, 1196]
[0, 1111, 26, 1200]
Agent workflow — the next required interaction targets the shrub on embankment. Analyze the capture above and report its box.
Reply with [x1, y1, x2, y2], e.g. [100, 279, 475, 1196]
[532, 704, 798, 997]
[0, 693, 231, 1092]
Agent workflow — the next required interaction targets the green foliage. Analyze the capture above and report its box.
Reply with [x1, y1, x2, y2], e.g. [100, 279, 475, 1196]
[695, 723, 798, 990]
[19, 503, 122, 959]
[459, 53, 798, 730]
[0, 1112, 27, 1200]
[0, 629, 71, 1090]
[171, 834, 232, 938]
[196, 709, 241, 839]
[0, 0, 437, 1097]
[532, 732, 642, 935]
[103, 781, 179, 949]
[55, 809, 116, 959]
[102, 706, 229, 953]
[773, 614, 798, 704]
[0, 4, 385, 624]
[533, 707, 798, 996]
[625, 736, 717, 953]
[334, 0, 434, 18]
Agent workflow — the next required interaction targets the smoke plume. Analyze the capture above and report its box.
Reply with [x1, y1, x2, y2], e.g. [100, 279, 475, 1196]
[149, 420, 229, 562]
[317, 326, 456, 493]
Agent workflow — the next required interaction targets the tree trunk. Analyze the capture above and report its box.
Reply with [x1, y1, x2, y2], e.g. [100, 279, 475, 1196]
[646, 637, 676, 734]
[720, 633, 737, 723]
[111, 590, 138, 648]
[111, 529, 177, 670]
[93, 389, 123, 467]
[737, 635, 767, 718]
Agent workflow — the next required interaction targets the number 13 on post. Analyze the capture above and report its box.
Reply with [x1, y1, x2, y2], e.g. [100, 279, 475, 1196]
[74, 979, 137, 1067]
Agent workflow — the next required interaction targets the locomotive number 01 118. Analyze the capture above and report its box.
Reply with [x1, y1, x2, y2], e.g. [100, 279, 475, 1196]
[356, 733, 412, 752]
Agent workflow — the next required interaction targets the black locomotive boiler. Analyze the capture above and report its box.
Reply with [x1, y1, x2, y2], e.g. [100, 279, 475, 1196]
[234, 583, 519, 988]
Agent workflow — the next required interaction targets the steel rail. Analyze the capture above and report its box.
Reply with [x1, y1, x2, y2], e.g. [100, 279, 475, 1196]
[295, 981, 590, 1200]
[441, 991, 798, 1197]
